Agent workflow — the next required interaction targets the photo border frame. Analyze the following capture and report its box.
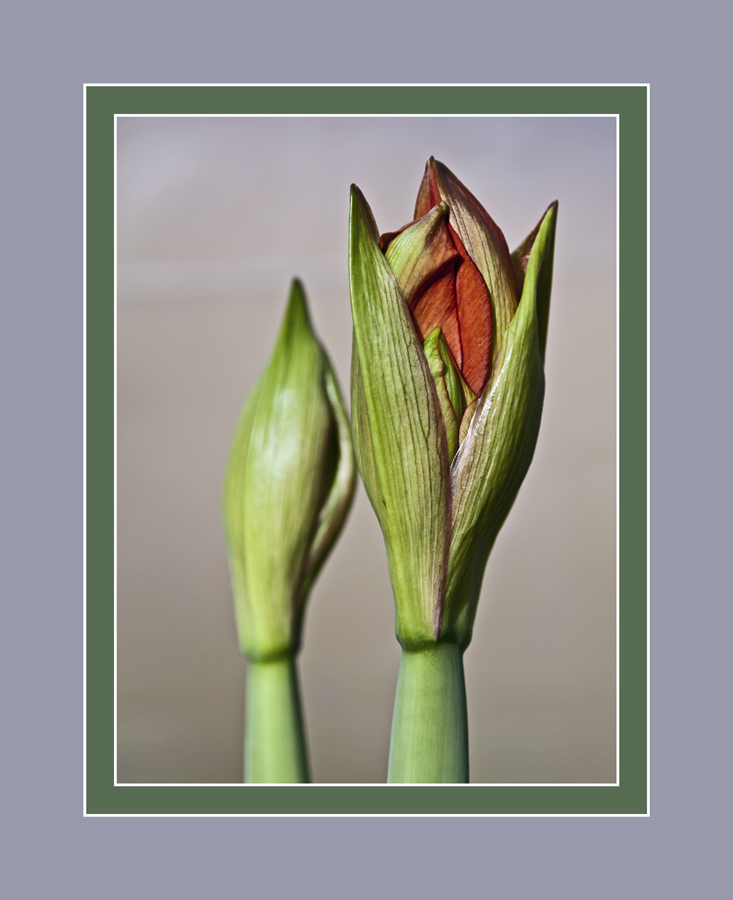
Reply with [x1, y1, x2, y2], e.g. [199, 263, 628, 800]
[85, 83, 648, 816]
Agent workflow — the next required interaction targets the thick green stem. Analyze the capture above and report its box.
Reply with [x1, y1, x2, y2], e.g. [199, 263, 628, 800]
[388, 642, 469, 783]
[244, 654, 309, 783]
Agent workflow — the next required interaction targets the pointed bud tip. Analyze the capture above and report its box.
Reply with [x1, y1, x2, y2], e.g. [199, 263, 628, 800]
[285, 276, 308, 318]
[543, 200, 559, 224]
[427, 157, 449, 176]
[349, 183, 370, 213]
[279, 277, 319, 350]
[349, 183, 380, 246]
[349, 184, 366, 216]
[537, 200, 559, 242]
[541, 202, 558, 240]
[289, 276, 306, 298]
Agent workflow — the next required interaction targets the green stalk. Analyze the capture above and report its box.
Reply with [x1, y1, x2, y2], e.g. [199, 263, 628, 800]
[244, 654, 309, 783]
[387, 642, 469, 783]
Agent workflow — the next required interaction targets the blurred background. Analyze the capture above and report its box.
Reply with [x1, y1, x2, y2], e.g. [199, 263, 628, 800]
[116, 116, 617, 784]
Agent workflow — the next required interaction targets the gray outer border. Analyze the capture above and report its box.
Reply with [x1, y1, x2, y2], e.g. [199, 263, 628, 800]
[6, 0, 727, 895]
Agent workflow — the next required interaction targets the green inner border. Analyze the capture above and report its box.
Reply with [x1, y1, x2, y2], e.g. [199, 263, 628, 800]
[86, 84, 648, 815]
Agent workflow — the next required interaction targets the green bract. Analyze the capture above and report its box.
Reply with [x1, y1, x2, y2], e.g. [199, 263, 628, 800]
[222, 279, 356, 661]
[349, 159, 557, 650]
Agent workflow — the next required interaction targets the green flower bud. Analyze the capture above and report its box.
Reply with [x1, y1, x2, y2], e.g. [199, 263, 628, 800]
[222, 279, 356, 661]
[349, 159, 557, 650]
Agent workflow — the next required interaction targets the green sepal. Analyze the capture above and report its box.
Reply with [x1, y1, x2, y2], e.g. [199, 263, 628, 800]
[222, 279, 355, 661]
[511, 201, 558, 362]
[441, 202, 557, 647]
[350, 338, 379, 513]
[349, 185, 450, 646]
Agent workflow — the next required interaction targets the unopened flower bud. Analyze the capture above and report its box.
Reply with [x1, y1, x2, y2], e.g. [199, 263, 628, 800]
[223, 279, 355, 661]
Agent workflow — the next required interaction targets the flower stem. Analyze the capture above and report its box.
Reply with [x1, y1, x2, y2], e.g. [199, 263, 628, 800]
[244, 654, 310, 783]
[387, 642, 469, 783]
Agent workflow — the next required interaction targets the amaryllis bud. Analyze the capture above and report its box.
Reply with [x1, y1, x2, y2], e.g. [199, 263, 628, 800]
[349, 159, 557, 651]
[222, 279, 356, 662]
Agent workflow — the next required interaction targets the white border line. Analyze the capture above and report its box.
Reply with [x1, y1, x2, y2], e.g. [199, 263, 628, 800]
[113, 112, 615, 118]
[82, 84, 88, 817]
[111, 111, 623, 792]
[616, 113, 621, 786]
[112, 112, 621, 791]
[113, 116, 119, 780]
[646, 85, 652, 815]
[87, 82, 650, 87]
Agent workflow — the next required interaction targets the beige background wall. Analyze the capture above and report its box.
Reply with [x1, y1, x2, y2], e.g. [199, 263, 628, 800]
[116, 116, 617, 784]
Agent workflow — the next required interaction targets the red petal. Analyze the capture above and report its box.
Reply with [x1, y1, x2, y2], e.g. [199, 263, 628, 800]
[411, 267, 463, 371]
[447, 223, 492, 395]
[455, 251, 492, 394]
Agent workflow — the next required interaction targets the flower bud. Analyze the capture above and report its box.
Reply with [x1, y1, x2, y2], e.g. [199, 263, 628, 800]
[349, 159, 557, 650]
[223, 279, 356, 661]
